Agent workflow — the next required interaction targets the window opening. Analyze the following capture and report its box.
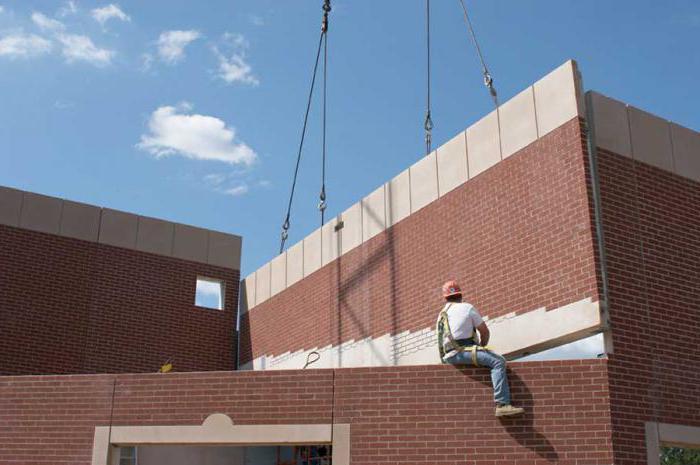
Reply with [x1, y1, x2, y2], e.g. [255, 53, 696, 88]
[195, 277, 225, 310]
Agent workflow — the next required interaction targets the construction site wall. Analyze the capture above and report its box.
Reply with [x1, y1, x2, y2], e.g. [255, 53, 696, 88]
[0, 360, 613, 464]
[0, 189, 241, 375]
[589, 92, 700, 464]
[240, 108, 602, 369]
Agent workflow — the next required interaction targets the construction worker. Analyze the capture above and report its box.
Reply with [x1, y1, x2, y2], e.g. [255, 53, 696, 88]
[437, 280, 525, 417]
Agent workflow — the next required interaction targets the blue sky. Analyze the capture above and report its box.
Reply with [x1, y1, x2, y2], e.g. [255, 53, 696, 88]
[1, 0, 698, 276]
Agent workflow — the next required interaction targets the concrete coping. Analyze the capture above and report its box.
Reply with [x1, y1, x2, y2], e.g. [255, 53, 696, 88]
[0, 186, 242, 271]
[588, 90, 700, 182]
[241, 59, 586, 311]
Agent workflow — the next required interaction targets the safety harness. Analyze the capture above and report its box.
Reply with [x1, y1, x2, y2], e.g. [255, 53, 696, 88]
[436, 303, 492, 367]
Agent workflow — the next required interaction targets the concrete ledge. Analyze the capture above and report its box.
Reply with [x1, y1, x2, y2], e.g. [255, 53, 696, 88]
[590, 90, 700, 183]
[0, 185, 241, 269]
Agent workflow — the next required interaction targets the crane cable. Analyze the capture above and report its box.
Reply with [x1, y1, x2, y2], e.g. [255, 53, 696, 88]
[424, 0, 433, 155]
[457, 0, 498, 108]
[279, 1, 331, 254]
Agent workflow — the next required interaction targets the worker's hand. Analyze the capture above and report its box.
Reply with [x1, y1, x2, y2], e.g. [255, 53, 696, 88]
[477, 322, 490, 347]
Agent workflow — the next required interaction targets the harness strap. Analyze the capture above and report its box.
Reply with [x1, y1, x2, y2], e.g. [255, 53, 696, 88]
[438, 303, 491, 366]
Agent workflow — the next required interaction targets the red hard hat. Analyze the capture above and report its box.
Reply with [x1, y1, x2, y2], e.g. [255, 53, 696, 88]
[442, 280, 462, 298]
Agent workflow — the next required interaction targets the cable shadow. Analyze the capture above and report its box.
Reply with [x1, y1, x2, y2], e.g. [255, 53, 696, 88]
[453, 365, 559, 461]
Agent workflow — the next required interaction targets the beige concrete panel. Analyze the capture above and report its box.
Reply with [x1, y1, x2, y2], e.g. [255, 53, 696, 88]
[466, 110, 501, 177]
[658, 422, 700, 448]
[385, 168, 411, 226]
[172, 224, 209, 263]
[362, 185, 386, 241]
[207, 231, 242, 270]
[534, 60, 582, 136]
[241, 273, 256, 312]
[629, 106, 674, 172]
[136, 216, 174, 256]
[645, 422, 661, 465]
[270, 251, 287, 297]
[499, 86, 538, 158]
[286, 240, 304, 287]
[340, 202, 362, 255]
[410, 151, 438, 213]
[670, 123, 700, 182]
[589, 91, 632, 157]
[99, 209, 138, 249]
[322, 217, 340, 266]
[332, 424, 351, 465]
[488, 298, 603, 360]
[19, 192, 63, 234]
[239, 277, 251, 314]
[303, 227, 322, 277]
[255, 262, 271, 304]
[0, 186, 24, 227]
[436, 131, 468, 196]
[59, 200, 101, 242]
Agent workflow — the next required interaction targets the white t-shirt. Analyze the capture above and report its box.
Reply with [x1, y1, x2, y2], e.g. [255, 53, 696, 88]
[437, 302, 484, 340]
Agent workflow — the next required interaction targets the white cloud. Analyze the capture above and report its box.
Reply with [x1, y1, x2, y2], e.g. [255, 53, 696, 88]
[249, 15, 264, 26]
[224, 184, 249, 196]
[0, 6, 4, 14]
[58, 1, 78, 17]
[157, 30, 200, 64]
[0, 33, 52, 58]
[213, 33, 258, 85]
[91, 4, 130, 25]
[57, 33, 114, 66]
[138, 103, 257, 166]
[140, 52, 153, 71]
[31, 12, 65, 32]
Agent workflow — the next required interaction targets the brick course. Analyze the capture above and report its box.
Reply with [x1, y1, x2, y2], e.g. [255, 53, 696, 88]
[240, 117, 602, 363]
[596, 148, 700, 464]
[0, 360, 613, 465]
[0, 225, 239, 375]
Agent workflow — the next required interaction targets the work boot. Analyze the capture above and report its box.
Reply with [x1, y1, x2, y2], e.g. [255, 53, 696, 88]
[495, 404, 525, 417]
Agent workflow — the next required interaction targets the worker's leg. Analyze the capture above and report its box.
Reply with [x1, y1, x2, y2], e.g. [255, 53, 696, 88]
[443, 350, 511, 405]
[475, 350, 511, 405]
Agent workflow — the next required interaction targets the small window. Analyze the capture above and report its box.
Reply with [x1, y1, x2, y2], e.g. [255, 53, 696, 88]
[119, 446, 137, 465]
[195, 277, 225, 310]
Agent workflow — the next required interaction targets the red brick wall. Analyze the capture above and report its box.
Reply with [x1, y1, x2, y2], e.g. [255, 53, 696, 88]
[0, 225, 239, 375]
[596, 148, 700, 464]
[240, 118, 602, 363]
[0, 360, 613, 464]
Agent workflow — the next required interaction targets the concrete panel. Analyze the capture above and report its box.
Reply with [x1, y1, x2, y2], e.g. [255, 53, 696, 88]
[241, 273, 256, 312]
[499, 86, 538, 158]
[410, 151, 439, 213]
[488, 298, 603, 360]
[385, 168, 411, 227]
[0, 186, 24, 227]
[303, 227, 322, 277]
[270, 252, 287, 297]
[136, 216, 174, 256]
[322, 217, 340, 266]
[436, 131, 468, 196]
[534, 60, 582, 136]
[99, 209, 138, 249]
[59, 200, 101, 242]
[207, 231, 242, 270]
[466, 110, 501, 177]
[19, 192, 63, 234]
[286, 240, 304, 287]
[255, 262, 271, 304]
[628, 106, 674, 172]
[362, 185, 386, 241]
[670, 123, 700, 182]
[172, 224, 209, 263]
[589, 91, 632, 158]
[340, 202, 362, 255]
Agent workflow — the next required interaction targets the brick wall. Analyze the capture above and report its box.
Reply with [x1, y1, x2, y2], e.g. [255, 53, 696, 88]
[0, 360, 613, 464]
[596, 148, 700, 464]
[240, 117, 602, 364]
[0, 225, 239, 375]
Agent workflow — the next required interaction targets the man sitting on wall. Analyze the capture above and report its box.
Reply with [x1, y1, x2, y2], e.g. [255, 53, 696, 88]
[436, 280, 525, 417]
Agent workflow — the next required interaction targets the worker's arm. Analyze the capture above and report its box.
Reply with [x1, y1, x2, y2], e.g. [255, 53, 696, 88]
[476, 322, 490, 347]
